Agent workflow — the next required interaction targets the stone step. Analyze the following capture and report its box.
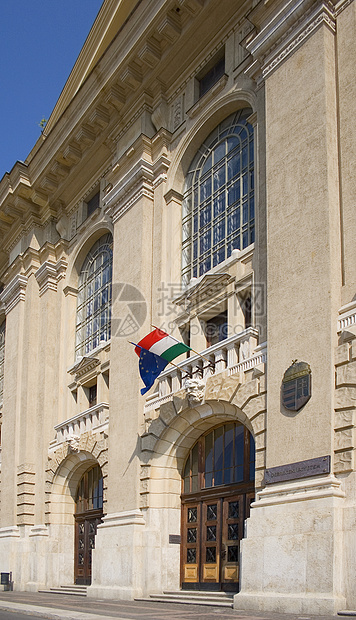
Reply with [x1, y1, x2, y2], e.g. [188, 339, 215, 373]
[136, 591, 234, 608]
[38, 585, 87, 597]
[164, 590, 234, 598]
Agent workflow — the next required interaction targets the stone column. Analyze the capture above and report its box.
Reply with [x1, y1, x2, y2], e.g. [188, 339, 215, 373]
[235, 2, 345, 614]
[0, 274, 29, 527]
[91, 143, 156, 599]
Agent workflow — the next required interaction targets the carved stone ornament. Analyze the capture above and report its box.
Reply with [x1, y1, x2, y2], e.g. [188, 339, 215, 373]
[184, 378, 205, 406]
[67, 435, 80, 453]
[282, 360, 311, 411]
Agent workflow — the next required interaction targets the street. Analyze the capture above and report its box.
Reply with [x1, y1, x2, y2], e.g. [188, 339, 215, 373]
[0, 591, 347, 620]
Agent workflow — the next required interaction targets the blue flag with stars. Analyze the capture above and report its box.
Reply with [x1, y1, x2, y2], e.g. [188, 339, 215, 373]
[136, 345, 168, 395]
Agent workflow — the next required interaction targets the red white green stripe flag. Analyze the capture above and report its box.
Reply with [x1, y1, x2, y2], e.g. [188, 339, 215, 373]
[135, 328, 191, 362]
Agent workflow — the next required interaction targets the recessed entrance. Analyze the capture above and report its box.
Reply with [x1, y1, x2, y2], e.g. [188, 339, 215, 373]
[74, 464, 103, 585]
[181, 422, 255, 591]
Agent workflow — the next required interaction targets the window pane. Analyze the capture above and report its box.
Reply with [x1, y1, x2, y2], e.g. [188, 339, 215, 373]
[213, 142, 225, 164]
[200, 177, 212, 201]
[235, 425, 244, 468]
[213, 165, 225, 191]
[213, 193, 225, 217]
[182, 110, 254, 281]
[224, 424, 234, 470]
[205, 432, 213, 473]
[214, 427, 224, 472]
[75, 234, 113, 357]
[200, 203, 212, 227]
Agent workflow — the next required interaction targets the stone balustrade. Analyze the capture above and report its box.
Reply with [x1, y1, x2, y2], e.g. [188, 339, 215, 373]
[144, 328, 266, 412]
[338, 300, 356, 333]
[49, 402, 109, 452]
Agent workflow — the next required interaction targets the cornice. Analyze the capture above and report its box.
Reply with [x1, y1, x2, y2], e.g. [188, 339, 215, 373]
[0, 274, 28, 315]
[104, 157, 154, 223]
[174, 272, 234, 310]
[245, 0, 337, 81]
[69, 356, 101, 380]
[35, 259, 68, 296]
[334, 0, 354, 15]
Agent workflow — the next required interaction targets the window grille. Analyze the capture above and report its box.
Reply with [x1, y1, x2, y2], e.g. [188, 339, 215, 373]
[182, 109, 254, 286]
[75, 465, 103, 513]
[0, 321, 5, 405]
[182, 422, 255, 493]
[76, 233, 113, 358]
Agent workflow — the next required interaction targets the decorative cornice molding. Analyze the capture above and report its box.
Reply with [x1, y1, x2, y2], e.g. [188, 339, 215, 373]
[152, 154, 171, 190]
[63, 285, 78, 298]
[334, 0, 354, 16]
[69, 356, 100, 379]
[35, 262, 57, 295]
[103, 158, 154, 223]
[245, 0, 336, 81]
[163, 188, 184, 205]
[35, 259, 69, 296]
[174, 272, 234, 310]
[0, 274, 28, 314]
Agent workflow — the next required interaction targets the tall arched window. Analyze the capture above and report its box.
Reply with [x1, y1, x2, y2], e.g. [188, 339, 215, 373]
[75, 465, 103, 513]
[0, 320, 5, 406]
[76, 233, 113, 358]
[182, 109, 254, 286]
[182, 422, 255, 493]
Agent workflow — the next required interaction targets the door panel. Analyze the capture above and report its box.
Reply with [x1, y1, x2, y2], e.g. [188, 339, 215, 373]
[75, 514, 102, 585]
[201, 500, 221, 584]
[221, 495, 244, 585]
[182, 504, 200, 583]
[181, 492, 250, 591]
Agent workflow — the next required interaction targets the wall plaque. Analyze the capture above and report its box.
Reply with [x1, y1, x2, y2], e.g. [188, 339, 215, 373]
[265, 455, 331, 484]
[169, 534, 181, 544]
[282, 360, 311, 411]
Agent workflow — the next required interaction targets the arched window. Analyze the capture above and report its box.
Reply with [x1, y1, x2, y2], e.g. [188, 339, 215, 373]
[182, 422, 255, 494]
[0, 320, 5, 406]
[76, 233, 113, 358]
[182, 109, 254, 286]
[75, 465, 103, 514]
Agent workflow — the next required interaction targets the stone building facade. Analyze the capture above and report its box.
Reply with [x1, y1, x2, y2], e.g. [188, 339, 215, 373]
[0, 0, 355, 614]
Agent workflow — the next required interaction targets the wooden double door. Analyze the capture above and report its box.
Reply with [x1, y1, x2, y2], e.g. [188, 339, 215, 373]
[181, 490, 253, 591]
[74, 511, 103, 585]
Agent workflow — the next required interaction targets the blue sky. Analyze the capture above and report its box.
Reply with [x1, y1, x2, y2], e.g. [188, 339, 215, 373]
[0, 1, 103, 179]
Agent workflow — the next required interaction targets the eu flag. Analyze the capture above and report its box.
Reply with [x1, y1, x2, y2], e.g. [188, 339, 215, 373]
[138, 347, 168, 395]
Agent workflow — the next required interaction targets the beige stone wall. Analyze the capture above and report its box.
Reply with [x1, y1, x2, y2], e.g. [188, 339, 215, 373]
[0, 0, 353, 610]
[336, 2, 356, 304]
[265, 24, 342, 466]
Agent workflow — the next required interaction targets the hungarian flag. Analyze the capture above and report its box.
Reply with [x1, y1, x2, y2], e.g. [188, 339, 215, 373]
[132, 328, 191, 394]
[135, 328, 191, 362]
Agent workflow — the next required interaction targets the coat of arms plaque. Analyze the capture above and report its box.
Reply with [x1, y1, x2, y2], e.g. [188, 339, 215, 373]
[282, 360, 311, 411]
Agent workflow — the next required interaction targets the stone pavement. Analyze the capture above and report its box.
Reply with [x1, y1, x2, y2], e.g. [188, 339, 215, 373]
[0, 592, 352, 620]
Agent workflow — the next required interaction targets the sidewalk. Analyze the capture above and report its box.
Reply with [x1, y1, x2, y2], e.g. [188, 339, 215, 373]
[0, 591, 349, 620]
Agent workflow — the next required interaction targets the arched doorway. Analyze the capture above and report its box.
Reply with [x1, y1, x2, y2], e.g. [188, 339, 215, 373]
[181, 422, 255, 592]
[74, 464, 104, 585]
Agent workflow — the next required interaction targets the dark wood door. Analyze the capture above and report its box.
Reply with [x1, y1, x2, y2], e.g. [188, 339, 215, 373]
[181, 490, 251, 591]
[74, 512, 102, 585]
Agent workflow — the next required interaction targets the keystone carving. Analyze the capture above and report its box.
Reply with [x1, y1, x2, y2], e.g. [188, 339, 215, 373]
[184, 377, 205, 406]
[67, 435, 80, 453]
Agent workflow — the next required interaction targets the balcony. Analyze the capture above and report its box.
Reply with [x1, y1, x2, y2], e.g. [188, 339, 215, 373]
[338, 300, 356, 333]
[49, 402, 109, 452]
[144, 327, 266, 412]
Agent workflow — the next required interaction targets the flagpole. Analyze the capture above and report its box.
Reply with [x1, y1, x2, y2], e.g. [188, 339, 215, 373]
[150, 324, 215, 367]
